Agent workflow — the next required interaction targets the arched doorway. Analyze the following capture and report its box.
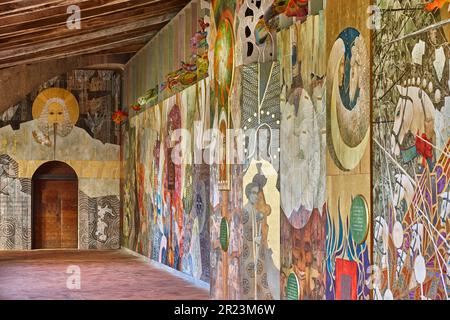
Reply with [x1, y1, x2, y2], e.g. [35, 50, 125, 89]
[32, 161, 78, 249]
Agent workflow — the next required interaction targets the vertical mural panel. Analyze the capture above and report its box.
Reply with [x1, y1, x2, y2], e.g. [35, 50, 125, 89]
[0, 155, 31, 250]
[278, 11, 327, 300]
[241, 61, 281, 300]
[325, 0, 372, 300]
[373, 0, 450, 300]
[122, 123, 137, 251]
[209, 0, 242, 300]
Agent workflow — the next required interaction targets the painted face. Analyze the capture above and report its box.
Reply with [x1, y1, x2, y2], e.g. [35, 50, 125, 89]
[249, 186, 259, 205]
[47, 103, 65, 124]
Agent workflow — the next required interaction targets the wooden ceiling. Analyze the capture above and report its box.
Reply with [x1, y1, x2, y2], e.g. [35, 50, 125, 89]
[0, 0, 191, 69]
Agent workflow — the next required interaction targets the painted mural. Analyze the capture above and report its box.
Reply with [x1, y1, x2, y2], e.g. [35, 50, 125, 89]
[207, 0, 313, 300]
[0, 70, 121, 250]
[241, 61, 281, 300]
[209, 0, 243, 300]
[118, 0, 450, 301]
[373, 0, 450, 300]
[0, 154, 31, 250]
[123, 0, 209, 111]
[122, 79, 211, 283]
[325, 0, 372, 300]
[278, 12, 327, 300]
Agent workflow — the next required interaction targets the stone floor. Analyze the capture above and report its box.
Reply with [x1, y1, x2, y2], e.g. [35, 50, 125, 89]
[0, 249, 210, 300]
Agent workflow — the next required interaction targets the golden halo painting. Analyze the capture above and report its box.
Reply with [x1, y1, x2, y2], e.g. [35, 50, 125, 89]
[327, 27, 370, 171]
[32, 88, 80, 146]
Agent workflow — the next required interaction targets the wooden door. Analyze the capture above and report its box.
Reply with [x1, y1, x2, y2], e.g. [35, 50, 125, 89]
[33, 163, 78, 249]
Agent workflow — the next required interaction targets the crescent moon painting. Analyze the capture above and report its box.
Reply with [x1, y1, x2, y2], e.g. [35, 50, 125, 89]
[327, 27, 370, 171]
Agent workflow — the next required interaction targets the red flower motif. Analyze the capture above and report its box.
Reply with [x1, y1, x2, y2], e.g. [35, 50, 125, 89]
[415, 133, 433, 160]
[111, 110, 128, 125]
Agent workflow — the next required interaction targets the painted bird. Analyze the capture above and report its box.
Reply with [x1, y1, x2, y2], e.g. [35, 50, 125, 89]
[131, 104, 141, 112]
[199, 19, 209, 32]
[182, 62, 197, 73]
[284, 0, 309, 18]
[269, 0, 308, 18]
[425, 0, 450, 12]
[111, 110, 128, 125]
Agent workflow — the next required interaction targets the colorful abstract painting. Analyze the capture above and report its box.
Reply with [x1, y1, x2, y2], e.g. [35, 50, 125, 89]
[373, 0, 450, 300]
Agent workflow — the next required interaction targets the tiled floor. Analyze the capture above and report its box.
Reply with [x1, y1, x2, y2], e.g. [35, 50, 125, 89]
[0, 249, 210, 300]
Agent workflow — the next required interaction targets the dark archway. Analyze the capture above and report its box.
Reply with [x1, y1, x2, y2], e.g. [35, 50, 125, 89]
[32, 161, 78, 249]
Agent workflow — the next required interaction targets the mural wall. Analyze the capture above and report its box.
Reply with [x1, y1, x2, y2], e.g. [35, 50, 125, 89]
[0, 70, 121, 250]
[121, 0, 214, 287]
[373, 0, 450, 300]
[325, 0, 372, 300]
[122, 79, 211, 283]
[120, 0, 449, 300]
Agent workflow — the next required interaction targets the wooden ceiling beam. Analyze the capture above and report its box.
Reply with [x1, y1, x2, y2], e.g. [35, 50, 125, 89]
[0, 3, 183, 48]
[0, 12, 174, 52]
[0, 14, 171, 61]
[0, 0, 191, 68]
[0, 34, 152, 69]
[0, 1, 86, 17]
[0, 0, 175, 31]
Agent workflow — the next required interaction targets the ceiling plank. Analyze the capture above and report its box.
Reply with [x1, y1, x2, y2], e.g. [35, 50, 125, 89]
[0, 0, 191, 68]
[0, 13, 172, 61]
[0, 3, 184, 48]
[0, 34, 153, 69]
[0, 13, 175, 52]
[0, 0, 171, 30]
[0, 1, 85, 17]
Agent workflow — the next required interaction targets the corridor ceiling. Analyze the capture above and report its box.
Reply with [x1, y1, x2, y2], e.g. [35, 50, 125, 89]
[0, 0, 191, 69]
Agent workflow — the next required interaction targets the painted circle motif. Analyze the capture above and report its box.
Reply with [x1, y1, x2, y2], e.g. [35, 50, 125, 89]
[286, 272, 300, 300]
[393, 221, 404, 249]
[214, 14, 234, 109]
[349, 195, 369, 244]
[327, 27, 370, 171]
[32, 88, 80, 124]
[0, 219, 15, 237]
[414, 255, 427, 284]
[220, 217, 229, 252]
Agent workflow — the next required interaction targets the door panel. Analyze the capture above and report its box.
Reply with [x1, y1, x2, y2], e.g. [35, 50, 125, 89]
[60, 181, 78, 248]
[33, 179, 78, 249]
